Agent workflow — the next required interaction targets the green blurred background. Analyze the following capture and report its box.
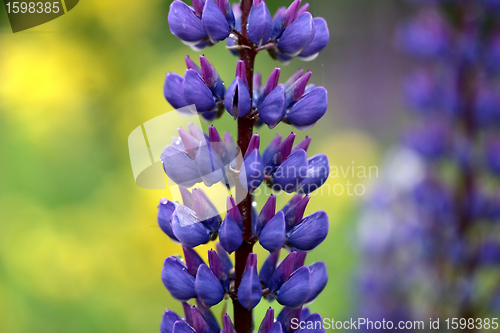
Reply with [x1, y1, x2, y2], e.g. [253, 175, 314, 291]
[0, 1, 410, 332]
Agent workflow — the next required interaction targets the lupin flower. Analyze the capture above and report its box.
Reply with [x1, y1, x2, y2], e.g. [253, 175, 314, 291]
[237, 253, 262, 310]
[255, 68, 287, 128]
[161, 125, 238, 188]
[219, 197, 244, 253]
[164, 55, 225, 116]
[157, 187, 222, 247]
[160, 302, 221, 333]
[168, 1, 208, 45]
[261, 133, 330, 194]
[225, 61, 252, 119]
[247, 0, 273, 47]
[239, 134, 265, 193]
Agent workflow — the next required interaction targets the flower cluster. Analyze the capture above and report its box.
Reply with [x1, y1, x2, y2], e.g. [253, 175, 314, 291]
[158, 1, 330, 332]
[166, 0, 329, 129]
[359, 0, 500, 323]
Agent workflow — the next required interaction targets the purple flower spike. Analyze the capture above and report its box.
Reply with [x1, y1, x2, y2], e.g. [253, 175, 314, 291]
[158, 199, 179, 241]
[259, 251, 280, 286]
[192, 188, 222, 232]
[277, 12, 314, 57]
[296, 314, 325, 333]
[266, 132, 296, 172]
[260, 84, 286, 128]
[293, 136, 311, 153]
[248, 1, 273, 46]
[305, 262, 328, 303]
[299, 18, 329, 60]
[263, 134, 283, 166]
[258, 308, 275, 333]
[208, 250, 229, 291]
[277, 306, 303, 333]
[283, 195, 311, 232]
[202, 0, 231, 43]
[172, 205, 211, 248]
[240, 149, 265, 193]
[268, 251, 296, 292]
[298, 154, 329, 194]
[161, 310, 182, 333]
[168, 1, 208, 44]
[191, 306, 212, 333]
[227, 196, 243, 231]
[260, 211, 286, 253]
[254, 194, 277, 236]
[165, 73, 188, 109]
[287, 211, 329, 251]
[195, 264, 225, 307]
[222, 314, 236, 333]
[162, 256, 197, 301]
[237, 253, 262, 310]
[276, 266, 311, 308]
[161, 146, 201, 188]
[183, 245, 206, 275]
[219, 214, 243, 254]
[225, 61, 252, 119]
[216, 0, 235, 29]
[246, 134, 261, 158]
[200, 55, 225, 100]
[173, 320, 196, 333]
[183, 69, 216, 112]
[272, 149, 308, 193]
[294, 251, 307, 270]
[285, 71, 311, 107]
[286, 87, 328, 129]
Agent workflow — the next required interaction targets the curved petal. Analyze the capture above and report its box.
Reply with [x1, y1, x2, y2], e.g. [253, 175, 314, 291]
[202, 0, 231, 43]
[268, 251, 296, 292]
[283, 195, 310, 232]
[239, 149, 265, 193]
[265, 132, 295, 173]
[195, 264, 225, 307]
[305, 262, 328, 303]
[259, 251, 280, 287]
[219, 214, 243, 254]
[260, 211, 286, 253]
[195, 299, 221, 333]
[172, 205, 211, 248]
[195, 142, 226, 187]
[272, 149, 308, 193]
[183, 245, 206, 275]
[286, 211, 329, 251]
[192, 188, 222, 232]
[276, 266, 311, 308]
[260, 84, 286, 128]
[162, 256, 197, 302]
[160, 310, 182, 333]
[208, 250, 229, 291]
[183, 69, 216, 113]
[158, 199, 179, 241]
[161, 145, 202, 188]
[248, 2, 273, 46]
[286, 87, 328, 128]
[237, 255, 262, 310]
[200, 55, 225, 100]
[298, 18, 329, 60]
[254, 194, 276, 236]
[191, 306, 212, 333]
[168, 1, 207, 43]
[277, 12, 314, 56]
[225, 77, 252, 119]
[258, 308, 275, 333]
[173, 321, 196, 333]
[164, 73, 188, 109]
[298, 154, 329, 194]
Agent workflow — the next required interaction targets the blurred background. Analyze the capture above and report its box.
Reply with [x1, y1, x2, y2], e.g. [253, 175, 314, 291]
[0, 1, 415, 332]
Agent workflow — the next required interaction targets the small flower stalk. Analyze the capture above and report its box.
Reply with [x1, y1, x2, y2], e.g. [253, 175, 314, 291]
[159, 1, 330, 332]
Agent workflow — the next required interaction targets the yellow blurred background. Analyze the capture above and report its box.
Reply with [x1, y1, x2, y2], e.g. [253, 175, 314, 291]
[0, 1, 393, 332]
